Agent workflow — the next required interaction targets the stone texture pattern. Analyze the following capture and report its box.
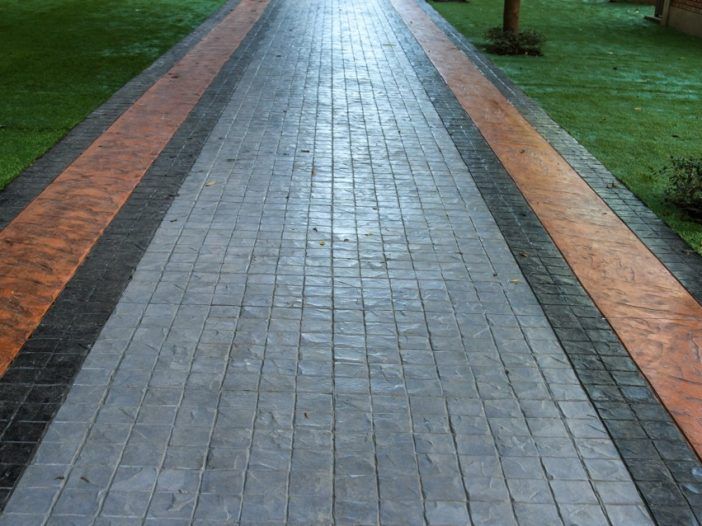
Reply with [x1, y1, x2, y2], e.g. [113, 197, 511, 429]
[0, 0, 274, 509]
[1, 0, 651, 524]
[407, 4, 702, 524]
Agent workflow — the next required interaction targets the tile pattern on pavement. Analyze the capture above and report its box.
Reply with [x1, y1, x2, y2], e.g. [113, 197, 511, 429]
[1, 0, 651, 524]
[391, 0, 702, 463]
[0, 0, 269, 374]
[391, 2, 702, 524]
[421, 5, 702, 308]
[0, 0, 279, 509]
[0, 0, 246, 232]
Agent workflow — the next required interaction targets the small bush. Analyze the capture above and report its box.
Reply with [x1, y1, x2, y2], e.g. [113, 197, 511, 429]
[485, 27, 544, 56]
[662, 157, 702, 219]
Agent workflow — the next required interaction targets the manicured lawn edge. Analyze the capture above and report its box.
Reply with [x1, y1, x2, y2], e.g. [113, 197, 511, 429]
[0, 0, 227, 191]
[430, 0, 702, 254]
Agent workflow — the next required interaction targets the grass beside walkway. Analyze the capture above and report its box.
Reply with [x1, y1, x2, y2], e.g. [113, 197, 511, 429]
[431, 0, 702, 254]
[0, 0, 226, 191]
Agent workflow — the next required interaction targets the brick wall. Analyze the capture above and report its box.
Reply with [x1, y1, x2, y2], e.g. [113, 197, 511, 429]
[671, 0, 702, 15]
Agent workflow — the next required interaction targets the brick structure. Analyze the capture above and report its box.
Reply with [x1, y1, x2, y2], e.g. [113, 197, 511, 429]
[672, 0, 702, 14]
[663, 0, 702, 36]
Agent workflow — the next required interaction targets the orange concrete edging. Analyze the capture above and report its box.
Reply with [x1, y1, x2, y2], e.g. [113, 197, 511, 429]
[0, 0, 270, 373]
[391, 0, 702, 456]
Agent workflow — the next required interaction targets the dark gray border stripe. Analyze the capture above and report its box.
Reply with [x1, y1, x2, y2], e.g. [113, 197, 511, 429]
[418, 0, 702, 304]
[0, 0, 281, 509]
[385, 2, 702, 524]
[0, 0, 241, 229]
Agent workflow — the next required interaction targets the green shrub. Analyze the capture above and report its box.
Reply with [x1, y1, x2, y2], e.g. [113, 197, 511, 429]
[484, 27, 544, 56]
[663, 157, 702, 219]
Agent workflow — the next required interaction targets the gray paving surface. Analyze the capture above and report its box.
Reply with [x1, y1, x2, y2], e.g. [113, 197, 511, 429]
[1, 0, 653, 524]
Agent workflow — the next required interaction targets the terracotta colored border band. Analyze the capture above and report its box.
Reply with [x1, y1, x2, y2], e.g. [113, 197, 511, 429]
[391, 0, 702, 456]
[0, 0, 270, 373]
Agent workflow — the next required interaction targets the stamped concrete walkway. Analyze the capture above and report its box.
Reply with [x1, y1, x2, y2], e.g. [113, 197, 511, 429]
[0, 0, 699, 524]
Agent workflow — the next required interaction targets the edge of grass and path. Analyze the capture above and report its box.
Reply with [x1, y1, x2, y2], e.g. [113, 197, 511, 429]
[429, 0, 702, 254]
[0, 0, 227, 191]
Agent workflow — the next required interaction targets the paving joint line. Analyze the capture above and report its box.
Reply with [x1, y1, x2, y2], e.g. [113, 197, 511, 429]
[0, 0, 244, 232]
[417, 0, 702, 308]
[0, 0, 280, 509]
[0, 0, 678, 523]
[384, 0, 702, 523]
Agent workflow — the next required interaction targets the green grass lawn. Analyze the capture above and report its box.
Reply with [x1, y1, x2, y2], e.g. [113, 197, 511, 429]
[0, 0, 226, 191]
[430, 0, 702, 253]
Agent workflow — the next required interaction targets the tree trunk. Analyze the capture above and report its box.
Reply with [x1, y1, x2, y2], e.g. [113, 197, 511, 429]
[503, 0, 521, 33]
